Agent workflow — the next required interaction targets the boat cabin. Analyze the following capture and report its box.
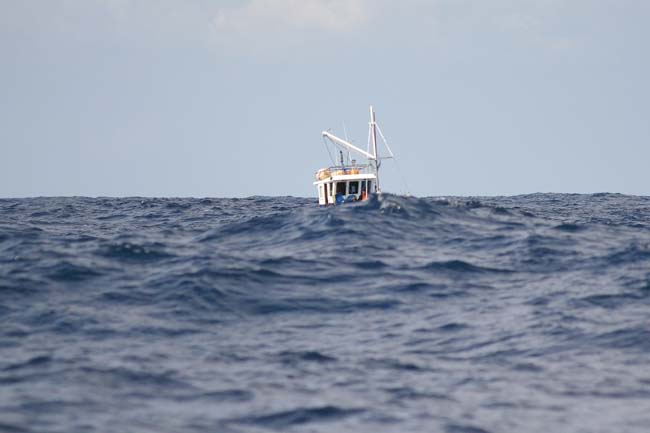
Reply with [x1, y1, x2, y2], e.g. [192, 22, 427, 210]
[313, 166, 376, 206]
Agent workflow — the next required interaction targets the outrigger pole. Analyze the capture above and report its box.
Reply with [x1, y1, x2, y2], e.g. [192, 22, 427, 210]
[321, 131, 375, 160]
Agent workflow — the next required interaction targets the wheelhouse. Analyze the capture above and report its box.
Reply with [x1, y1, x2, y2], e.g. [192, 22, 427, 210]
[313, 166, 376, 206]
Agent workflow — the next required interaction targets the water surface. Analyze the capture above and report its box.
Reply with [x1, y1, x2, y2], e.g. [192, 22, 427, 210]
[1, 194, 650, 432]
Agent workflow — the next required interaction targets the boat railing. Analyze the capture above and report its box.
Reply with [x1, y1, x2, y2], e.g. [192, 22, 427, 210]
[315, 165, 370, 180]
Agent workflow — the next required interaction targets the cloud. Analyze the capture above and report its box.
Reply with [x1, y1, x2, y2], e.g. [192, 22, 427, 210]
[214, 0, 369, 34]
[0, 0, 582, 61]
[210, 0, 584, 59]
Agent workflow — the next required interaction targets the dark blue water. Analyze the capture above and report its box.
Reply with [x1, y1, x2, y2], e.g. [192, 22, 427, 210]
[2, 194, 650, 432]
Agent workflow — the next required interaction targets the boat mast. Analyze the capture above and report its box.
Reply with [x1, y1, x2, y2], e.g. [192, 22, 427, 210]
[370, 106, 380, 193]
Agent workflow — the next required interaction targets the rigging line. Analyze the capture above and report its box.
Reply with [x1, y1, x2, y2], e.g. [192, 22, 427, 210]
[375, 125, 395, 157]
[322, 134, 336, 166]
[392, 155, 412, 196]
[375, 125, 410, 195]
[367, 123, 372, 156]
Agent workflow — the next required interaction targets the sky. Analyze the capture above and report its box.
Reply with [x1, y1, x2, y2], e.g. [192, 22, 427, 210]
[1, 0, 649, 197]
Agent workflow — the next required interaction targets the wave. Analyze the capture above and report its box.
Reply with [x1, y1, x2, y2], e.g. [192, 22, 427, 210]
[2, 194, 650, 432]
[224, 405, 364, 430]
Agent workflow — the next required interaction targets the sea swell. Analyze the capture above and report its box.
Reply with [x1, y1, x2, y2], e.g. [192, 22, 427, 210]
[1, 194, 650, 432]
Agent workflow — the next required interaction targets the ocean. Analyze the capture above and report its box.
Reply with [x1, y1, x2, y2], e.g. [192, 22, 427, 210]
[1, 193, 650, 432]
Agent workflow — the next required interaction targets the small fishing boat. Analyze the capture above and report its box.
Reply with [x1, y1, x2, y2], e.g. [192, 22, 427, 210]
[314, 106, 394, 206]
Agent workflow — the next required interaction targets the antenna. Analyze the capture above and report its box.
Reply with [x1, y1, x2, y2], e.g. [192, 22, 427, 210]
[343, 122, 351, 165]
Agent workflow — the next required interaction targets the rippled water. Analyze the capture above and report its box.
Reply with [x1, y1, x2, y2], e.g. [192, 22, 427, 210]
[2, 194, 650, 432]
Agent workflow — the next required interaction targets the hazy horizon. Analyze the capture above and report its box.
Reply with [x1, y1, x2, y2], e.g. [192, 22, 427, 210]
[2, 1, 649, 198]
